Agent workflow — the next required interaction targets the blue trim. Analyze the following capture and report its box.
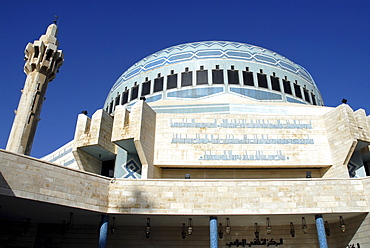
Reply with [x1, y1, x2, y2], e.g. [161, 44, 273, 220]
[167, 87, 223, 99]
[230, 87, 282, 101]
[286, 96, 306, 104]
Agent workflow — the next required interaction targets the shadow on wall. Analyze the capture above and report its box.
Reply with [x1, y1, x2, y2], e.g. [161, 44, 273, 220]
[114, 185, 156, 211]
[333, 213, 368, 247]
[0, 172, 15, 197]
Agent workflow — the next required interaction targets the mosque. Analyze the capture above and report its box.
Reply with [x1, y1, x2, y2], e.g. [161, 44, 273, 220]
[1, 22, 370, 248]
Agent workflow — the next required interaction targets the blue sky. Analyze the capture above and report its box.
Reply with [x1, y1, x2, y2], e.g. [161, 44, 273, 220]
[0, 0, 369, 158]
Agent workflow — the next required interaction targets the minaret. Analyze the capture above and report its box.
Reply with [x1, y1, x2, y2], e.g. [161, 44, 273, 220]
[6, 23, 64, 155]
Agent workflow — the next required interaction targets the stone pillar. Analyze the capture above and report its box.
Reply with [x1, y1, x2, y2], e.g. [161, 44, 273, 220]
[6, 23, 63, 155]
[210, 216, 218, 248]
[99, 215, 109, 248]
[315, 214, 328, 248]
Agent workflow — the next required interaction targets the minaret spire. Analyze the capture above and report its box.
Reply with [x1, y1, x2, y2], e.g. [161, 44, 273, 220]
[6, 23, 64, 155]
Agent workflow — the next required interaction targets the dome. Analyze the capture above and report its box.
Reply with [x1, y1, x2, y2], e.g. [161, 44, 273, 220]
[104, 41, 323, 113]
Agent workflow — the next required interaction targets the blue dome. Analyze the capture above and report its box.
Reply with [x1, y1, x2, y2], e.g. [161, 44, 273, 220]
[104, 41, 323, 113]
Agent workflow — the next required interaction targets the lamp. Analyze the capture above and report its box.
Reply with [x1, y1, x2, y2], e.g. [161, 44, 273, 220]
[145, 218, 151, 239]
[110, 217, 116, 234]
[254, 223, 260, 239]
[290, 222, 295, 238]
[325, 221, 330, 236]
[67, 212, 74, 231]
[181, 223, 186, 239]
[342, 99, 348, 104]
[226, 218, 231, 235]
[188, 218, 193, 235]
[266, 218, 272, 234]
[218, 223, 223, 239]
[302, 217, 308, 234]
[340, 216, 346, 233]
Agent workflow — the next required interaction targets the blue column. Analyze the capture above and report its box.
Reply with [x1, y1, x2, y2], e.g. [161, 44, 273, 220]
[315, 214, 328, 248]
[210, 216, 218, 248]
[99, 214, 109, 248]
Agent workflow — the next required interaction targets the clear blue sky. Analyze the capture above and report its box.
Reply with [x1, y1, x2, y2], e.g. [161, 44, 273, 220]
[0, 0, 369, 158]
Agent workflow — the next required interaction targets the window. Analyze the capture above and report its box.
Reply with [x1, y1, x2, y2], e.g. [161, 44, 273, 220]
[212, 68, 224, 84]
[196, 66, 208, 85]
[257, 72, 268, 88]
[270, 76, 280, 91]
[131, 85, 139, 100]
[228, 67, 239, 84]
[243, 71, 254, 86]
[142, 80, 151, 96]
[181, 70, 193, 87]
[293, 83, 302, 99]
[282, 79, 292, 94]
[167, 73, 178, 89]
[154, 76, 164, 92]
[121, 90, 129, 104]
[115, 95, 120, 106]
[109, 100, 113, 114]
[303, 89, 310, 102]
[311, 92, 317, 105]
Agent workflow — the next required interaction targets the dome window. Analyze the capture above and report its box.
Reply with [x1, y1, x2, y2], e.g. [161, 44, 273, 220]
[154, 75, 164, 92]
[243, 69, 254, 86]
[181, 69, 193, 87]
[196, 66, 208, 85]
[228, 67, 239, 85]
[212, 66, 224, 85]
[283, 79, 292, 95]
[167, 72, 178, 89]
[257, 71, 268, 89]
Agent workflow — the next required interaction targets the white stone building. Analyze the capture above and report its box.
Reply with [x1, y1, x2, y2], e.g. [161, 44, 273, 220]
[1, 23, 370, 248]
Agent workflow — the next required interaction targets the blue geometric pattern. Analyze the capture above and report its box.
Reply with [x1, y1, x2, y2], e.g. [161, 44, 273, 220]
[167, 87, 223, 99]
[110, 41, 316, 92]
[348, 161, 360, 178]
[121, 159, 141, 179]
[230, 87, 282, 101]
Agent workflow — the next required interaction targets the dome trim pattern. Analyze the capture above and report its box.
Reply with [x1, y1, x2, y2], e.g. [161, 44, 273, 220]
[110, 41, 316, 93]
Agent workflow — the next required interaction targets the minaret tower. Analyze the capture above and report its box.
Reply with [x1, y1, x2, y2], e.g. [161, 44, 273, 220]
[6, 23, 64, 155]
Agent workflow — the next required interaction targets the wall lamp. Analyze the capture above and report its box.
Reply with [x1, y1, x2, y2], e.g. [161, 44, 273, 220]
[67, 212, 74, 231]
[266, 218, 272, 234]
[325, 221, 330, 236]
[340, 216, 346, 233]
[254, 223, 260, 239]
[218, 223, 223, 239]
[110, 217, 116, 234]
[302, 217, 308, 234]
[181, 223, 186, 239]
[226, 218, 231, 235]
[145, 218, 151, 239]
[290, 222, 295, 238]
[188, 218, 193, 235]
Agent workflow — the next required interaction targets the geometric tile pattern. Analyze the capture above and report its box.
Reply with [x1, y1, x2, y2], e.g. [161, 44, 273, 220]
[348, 160, 361, 178]
[110, 41, 316, 92]
[121, 158, 142, 179]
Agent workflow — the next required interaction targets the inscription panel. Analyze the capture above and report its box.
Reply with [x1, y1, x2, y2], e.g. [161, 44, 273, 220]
[155, 113, 331, 167]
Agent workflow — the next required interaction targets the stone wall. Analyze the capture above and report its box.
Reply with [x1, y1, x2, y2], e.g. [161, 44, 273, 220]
[0, 149, 110, 212]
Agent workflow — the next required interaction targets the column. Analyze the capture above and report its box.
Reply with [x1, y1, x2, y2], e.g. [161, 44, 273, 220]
[210, 216, 218, 248]
[99, 214, 109, 248]
[315, 214, 328, 248]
